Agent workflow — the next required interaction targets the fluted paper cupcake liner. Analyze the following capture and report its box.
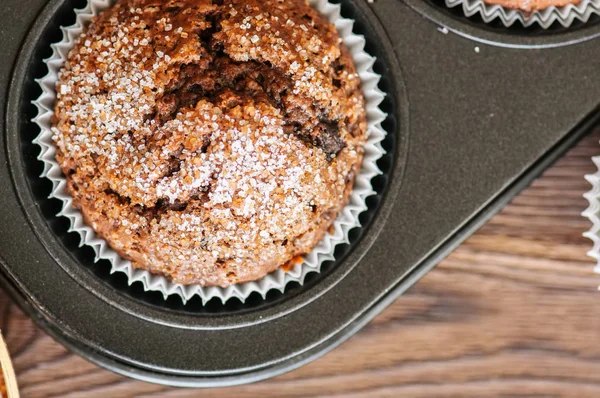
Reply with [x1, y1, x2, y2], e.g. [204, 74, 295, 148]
[446, 0, 600, 28]
[583, 156, 600, 281]
[32, 0, 387, 304]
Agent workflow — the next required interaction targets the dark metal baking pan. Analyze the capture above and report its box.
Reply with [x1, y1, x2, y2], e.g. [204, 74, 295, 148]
[1, 0, 600, 387]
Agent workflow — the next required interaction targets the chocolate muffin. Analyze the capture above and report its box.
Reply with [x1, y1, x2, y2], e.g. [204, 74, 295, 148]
[51, 0, 367, 287]
[482, 0, 579, 12]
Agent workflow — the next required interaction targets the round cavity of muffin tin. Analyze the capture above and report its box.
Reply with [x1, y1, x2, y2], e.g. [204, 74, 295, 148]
[10, 0, 406, 316]
[33, 0, 388, 305]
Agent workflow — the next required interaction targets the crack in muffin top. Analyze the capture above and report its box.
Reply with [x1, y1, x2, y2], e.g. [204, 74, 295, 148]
[52, 0, 367, 286]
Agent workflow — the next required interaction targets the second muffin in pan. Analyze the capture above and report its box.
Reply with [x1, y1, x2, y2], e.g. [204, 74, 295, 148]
[445, 0, 600, 28]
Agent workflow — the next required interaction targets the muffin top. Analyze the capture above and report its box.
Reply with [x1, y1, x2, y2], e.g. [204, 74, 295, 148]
[52, 0, 367, 286]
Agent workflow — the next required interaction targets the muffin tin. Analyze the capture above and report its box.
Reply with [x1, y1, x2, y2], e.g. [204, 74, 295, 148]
[1, 0, 600, 387]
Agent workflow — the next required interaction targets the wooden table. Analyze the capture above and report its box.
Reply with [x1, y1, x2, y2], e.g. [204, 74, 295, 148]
[3, 130, 600, 398]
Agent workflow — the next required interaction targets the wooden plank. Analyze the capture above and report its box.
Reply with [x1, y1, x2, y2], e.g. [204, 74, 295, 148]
[2, 130, 600, 397]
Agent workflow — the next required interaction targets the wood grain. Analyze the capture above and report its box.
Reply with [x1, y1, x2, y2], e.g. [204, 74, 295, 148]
[3, 131, 600, 398]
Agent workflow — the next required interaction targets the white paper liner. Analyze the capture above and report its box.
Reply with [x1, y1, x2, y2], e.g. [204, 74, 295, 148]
[445, 0, 600, 28]
[31, 0, 387, 304]
[583, 156, 600, 285]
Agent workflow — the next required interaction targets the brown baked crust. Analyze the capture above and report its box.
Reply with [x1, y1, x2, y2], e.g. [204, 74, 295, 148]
[0, 368, 5, 398]
[482, 0, 579, 12]
[52, 0, 367, 286]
